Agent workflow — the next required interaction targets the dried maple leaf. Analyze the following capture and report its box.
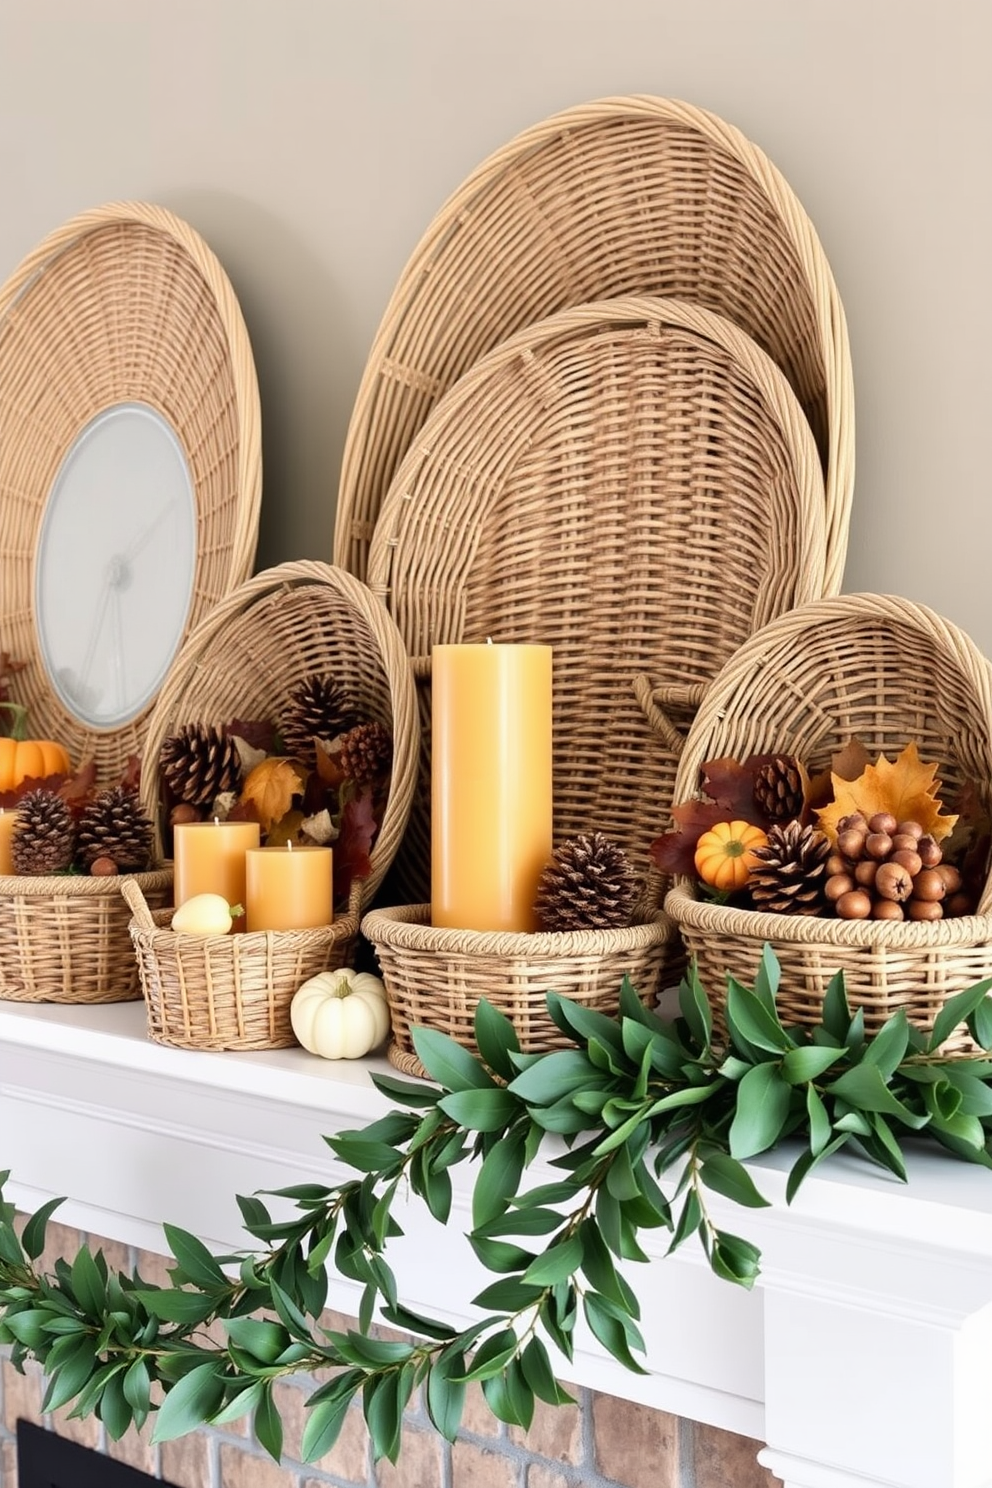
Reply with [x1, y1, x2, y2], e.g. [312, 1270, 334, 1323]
[806, 737, 871, 810]
[334, 788, 377, 905]
[240, 756, 306, 834]
[650, 800, 733, 876]
[700, 754, 787, 825]
[265, 809, 305, 847]
[815, 742, 958, 845]
[315, 735, 348, 789]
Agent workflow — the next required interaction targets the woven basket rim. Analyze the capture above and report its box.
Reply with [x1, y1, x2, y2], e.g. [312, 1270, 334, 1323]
[336, 92, 854, 591]
[134, 905, 360, 949]
[361, 902, 676, 958]
[0, 866, 173, 897]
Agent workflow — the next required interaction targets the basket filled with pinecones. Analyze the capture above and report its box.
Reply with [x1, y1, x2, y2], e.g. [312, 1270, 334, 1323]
[0, 767, 172, 1003]
[131, 561, 418, 1050]
[660, 594, 992, 1058]
[363, 828, 677, 1075]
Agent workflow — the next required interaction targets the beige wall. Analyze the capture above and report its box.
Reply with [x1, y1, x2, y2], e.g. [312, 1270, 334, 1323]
[1, 0, 989, 647]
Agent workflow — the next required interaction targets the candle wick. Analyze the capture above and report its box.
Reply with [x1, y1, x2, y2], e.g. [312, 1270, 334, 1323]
[486, 636, 493, 645]
[287, 841, 293, 852]
[213, 816, 220, 826]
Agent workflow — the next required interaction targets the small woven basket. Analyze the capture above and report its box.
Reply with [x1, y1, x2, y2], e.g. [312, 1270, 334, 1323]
[132, 560, 419, 1050]
[0, 868, 173, 1004]
[362, 903, 677, 1076]
[124, 877, 361, 1051]
[664, 594, 992, 1058]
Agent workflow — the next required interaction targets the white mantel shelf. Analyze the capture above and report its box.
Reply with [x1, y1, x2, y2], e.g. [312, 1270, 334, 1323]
[3, 1000, 992, 1488]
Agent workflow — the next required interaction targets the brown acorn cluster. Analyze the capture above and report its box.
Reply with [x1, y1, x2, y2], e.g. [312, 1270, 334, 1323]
[824, 811, 971, 922]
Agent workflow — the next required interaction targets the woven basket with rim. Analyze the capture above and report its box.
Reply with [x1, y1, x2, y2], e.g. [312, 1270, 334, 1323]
[0, 201, 261, 782]
[132, 561, 418, 1051]
[362, 298, 830, 1074]
[664, 594, 992, 1058]
[337, 94, 854, 593]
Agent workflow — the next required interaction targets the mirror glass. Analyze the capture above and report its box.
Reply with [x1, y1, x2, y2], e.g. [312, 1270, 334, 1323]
[35, 402, 197, 728]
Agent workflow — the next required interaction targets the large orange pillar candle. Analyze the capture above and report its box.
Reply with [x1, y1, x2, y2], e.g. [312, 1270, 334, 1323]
[432, 642, 553, 932]
[0, 810, 18, 875]
[173, 820, 261, 912]
[245, 844, 334, 932]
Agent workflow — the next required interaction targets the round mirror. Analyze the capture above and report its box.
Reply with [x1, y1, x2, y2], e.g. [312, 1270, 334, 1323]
[35, 402, 197, 729]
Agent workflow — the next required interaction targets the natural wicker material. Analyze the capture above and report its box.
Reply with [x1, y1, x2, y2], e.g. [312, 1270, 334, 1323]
[0, 202, 261, 781]
[139, 561, 419, 906]
[367, 297, 827, 905]
[663, 594, 992, 1058]
[0, 868, 173, 1003]
[362, 903, 677, 1076]
[338, 95, 854, 592]
[125, 878, 361, 1051]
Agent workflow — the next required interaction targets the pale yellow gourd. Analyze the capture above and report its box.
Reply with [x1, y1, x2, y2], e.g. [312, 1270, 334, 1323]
[290, 968, 391, 1059]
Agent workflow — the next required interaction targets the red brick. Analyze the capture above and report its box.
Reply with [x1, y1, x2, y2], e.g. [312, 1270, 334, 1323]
[527, 1466, 570, 1488]
[0, 1436, 17, 1486]
[374, 1422, 444, 1488]
[451, 1437, 518, 1488]
[85, 1231, 132, 1280]
[33, 1219, 84, 1282]
[1, 1357, 45, 1431]
[459, 1379, 502, 1437]
[160, 1430, 214, 1488]
[693, 1422, 778, 1488]
[508, 1392, 581, 1463]
[49, 1401, 101, 1450]
[219, 1439, 297, 1486]
[591, 1393, 679, 1488]
[106, 1421, 155, 1475]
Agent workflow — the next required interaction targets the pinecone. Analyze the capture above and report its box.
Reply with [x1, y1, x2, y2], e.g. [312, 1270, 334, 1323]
[76, 786, 154, 873]
[753, 755, 805, 824]
[12, 789, 76, 875]
[748, 819, 830, 915]
[159, 725, 242, 807]
[281, 675, 355, 767]
[534, 832, 638, 932]
[338, 720, 392, 786]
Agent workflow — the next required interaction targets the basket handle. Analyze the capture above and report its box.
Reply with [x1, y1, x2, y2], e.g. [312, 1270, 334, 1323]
[633, 676, 708, 756]
[121, 877, 157, 930]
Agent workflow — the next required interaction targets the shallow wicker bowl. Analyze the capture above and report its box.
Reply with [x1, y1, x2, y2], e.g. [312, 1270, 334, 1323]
[338, 94, 854, 592]
[125, 878, 360, 1051]
[0, 868, 173, 1004]
[0, 202, 261, 781]
[664, 594, 992, 1058]
[362, 903, 677, 1077]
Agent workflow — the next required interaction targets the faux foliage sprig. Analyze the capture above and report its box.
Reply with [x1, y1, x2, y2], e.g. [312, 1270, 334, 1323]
[3, 948, 992, 1466]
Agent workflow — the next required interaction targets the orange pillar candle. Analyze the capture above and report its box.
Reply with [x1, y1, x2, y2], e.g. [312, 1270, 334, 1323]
[173, 819, 261, 913]
[0, 809, 17, 875]
[245, 844, 334, 932]
[432, 642, 553, 932]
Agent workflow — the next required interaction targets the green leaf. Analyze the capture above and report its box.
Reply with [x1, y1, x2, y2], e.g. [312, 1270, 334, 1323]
[469, 1236, 537, 1275]
[520, 1335, 575, 1406]
[459, 1328, 519, 1382]
[472, 1278, 546, 1312]
[4, 1310, 50, 1349]
[370, 1070, 441, 1107]
[667, 1188, 702, 1255]
[522, 1236, 584, 1287]
[123, 1357, 151, 1418]
[235, 1194, 272, 1237]
[327, 1332, 415, 1368]
[678, 962, 712, 1049]
[474, 999, 521, 1082]
[700, 1152, 771, 1209]
[729, 1062, 793, 1159]
[70, 1247, 107, 1317]
[427, 1349, 467, 1440]
[21, 1196, 65, 1261]
[827, 1066, 930, 1128]
[710, 1231, 762, 1289]
[152, 1363, 225, 1444]
[225, 1318, 290, 1366]
[412, 1026, 496, 1091]
[806, 1084, 832, 1157]
[132, 1289, 219, 1326]
[473, 1127, 526, 1230]
[301, 1397, 351, 1462]
[866, 1113, 908, 1180]
[324, 1136, 404, 1174]
[579, 1220, 636, 1314]
[509, 1049, 603, 1105]
[42, 1336, 97, 1412]
[940, 1066, 992, 1117]
[98, 1369, 132, 1441]
[929, 980, 992, 1054]
[546, 992, 626, 1055]
[752, 943, 781, 1016]
[364, 1371, 404, 1465]
[583, 1293, 648, 1375]
[163, 1224, 228, 1291]
[209, 1380, 264, 1428]
[725, 979, 792, 1055]
[253, 1383, 284, 1463]
[477, 1207, 563, 1239]
[482, 1360, 531, 1428]
[969, 995, 992, 1051]
[785, 1135, 849, 1203]
[821, 969, 852, 1042]
[781, 1045, 844, 1085]
[861, 1010, 910, 1079]
[439, 1087, 519, 1132]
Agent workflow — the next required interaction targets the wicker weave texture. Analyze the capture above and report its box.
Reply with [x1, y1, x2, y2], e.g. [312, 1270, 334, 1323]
[367, 297, 827, 904]
[338, 95, 854, 592]
[0, 202, 261, 781]
[0, 869, 173, 1003]
[362, 903, 676, 1074]
[663, 594, 992, 1055]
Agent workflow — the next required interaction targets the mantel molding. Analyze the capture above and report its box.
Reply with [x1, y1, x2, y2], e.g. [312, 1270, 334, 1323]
[4, 999, 992, 1488]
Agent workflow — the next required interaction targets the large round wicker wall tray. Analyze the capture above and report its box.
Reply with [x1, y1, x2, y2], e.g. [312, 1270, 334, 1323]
[366, 296, 828, 904]
[0, 202, 262, 782]
[337, 94, 854, 591]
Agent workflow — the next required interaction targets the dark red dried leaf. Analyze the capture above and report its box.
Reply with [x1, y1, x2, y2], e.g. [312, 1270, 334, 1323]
[334, 788, 377, 905]
[650, 800, 731, 876]
[226, 717, 278, 755]
[700, 754, 783, 827]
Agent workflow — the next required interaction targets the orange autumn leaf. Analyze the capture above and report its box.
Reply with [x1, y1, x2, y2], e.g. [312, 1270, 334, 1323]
[816, 742, 958, 845]
[240, 756, 306, 834]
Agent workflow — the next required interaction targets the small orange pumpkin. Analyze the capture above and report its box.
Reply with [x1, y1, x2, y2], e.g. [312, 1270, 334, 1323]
[0, 704, 71, 792]
[694, 820, 768, 892]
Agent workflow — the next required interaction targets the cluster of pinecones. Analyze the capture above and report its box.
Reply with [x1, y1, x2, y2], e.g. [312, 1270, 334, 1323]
[159, 674, 393, 819]
[12, 786, 154, 877]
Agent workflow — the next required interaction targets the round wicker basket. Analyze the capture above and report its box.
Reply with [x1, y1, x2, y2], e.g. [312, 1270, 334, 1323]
[133, 561, 419, 1050]
[0, 202, 261, 781]
[337, 94, 854, 593]
[663, 594, 992, 1058]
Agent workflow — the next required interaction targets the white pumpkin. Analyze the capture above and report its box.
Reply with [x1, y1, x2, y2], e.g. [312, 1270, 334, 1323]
[290, 968, 391, 1059]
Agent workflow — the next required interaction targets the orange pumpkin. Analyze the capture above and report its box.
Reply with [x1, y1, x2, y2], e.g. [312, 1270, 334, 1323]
[694, 820, 768, 892]
[0, 735, 71, 792]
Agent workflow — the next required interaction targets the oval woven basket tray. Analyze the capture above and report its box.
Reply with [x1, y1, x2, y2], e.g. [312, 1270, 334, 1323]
[0, 202, 261, 781]
[367, 297, 828, 905]
[337, 94, 854, 591]
[663, 594, 992, 1058]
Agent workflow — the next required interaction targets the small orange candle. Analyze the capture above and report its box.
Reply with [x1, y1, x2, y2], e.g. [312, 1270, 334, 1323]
[0, 809, 18, 876]
[245, 844, 334, 932]
[173, 820, 261, 916]
[432, 642, 553, 932]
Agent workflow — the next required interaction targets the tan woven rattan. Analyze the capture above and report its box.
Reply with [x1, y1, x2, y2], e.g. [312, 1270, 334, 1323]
[338, 95, 854, 590]
[0, 867, 173, 1003]
[664, 594, 992, 1056]
[0, 202, 261, 781]
[367, 297, 828, 906]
